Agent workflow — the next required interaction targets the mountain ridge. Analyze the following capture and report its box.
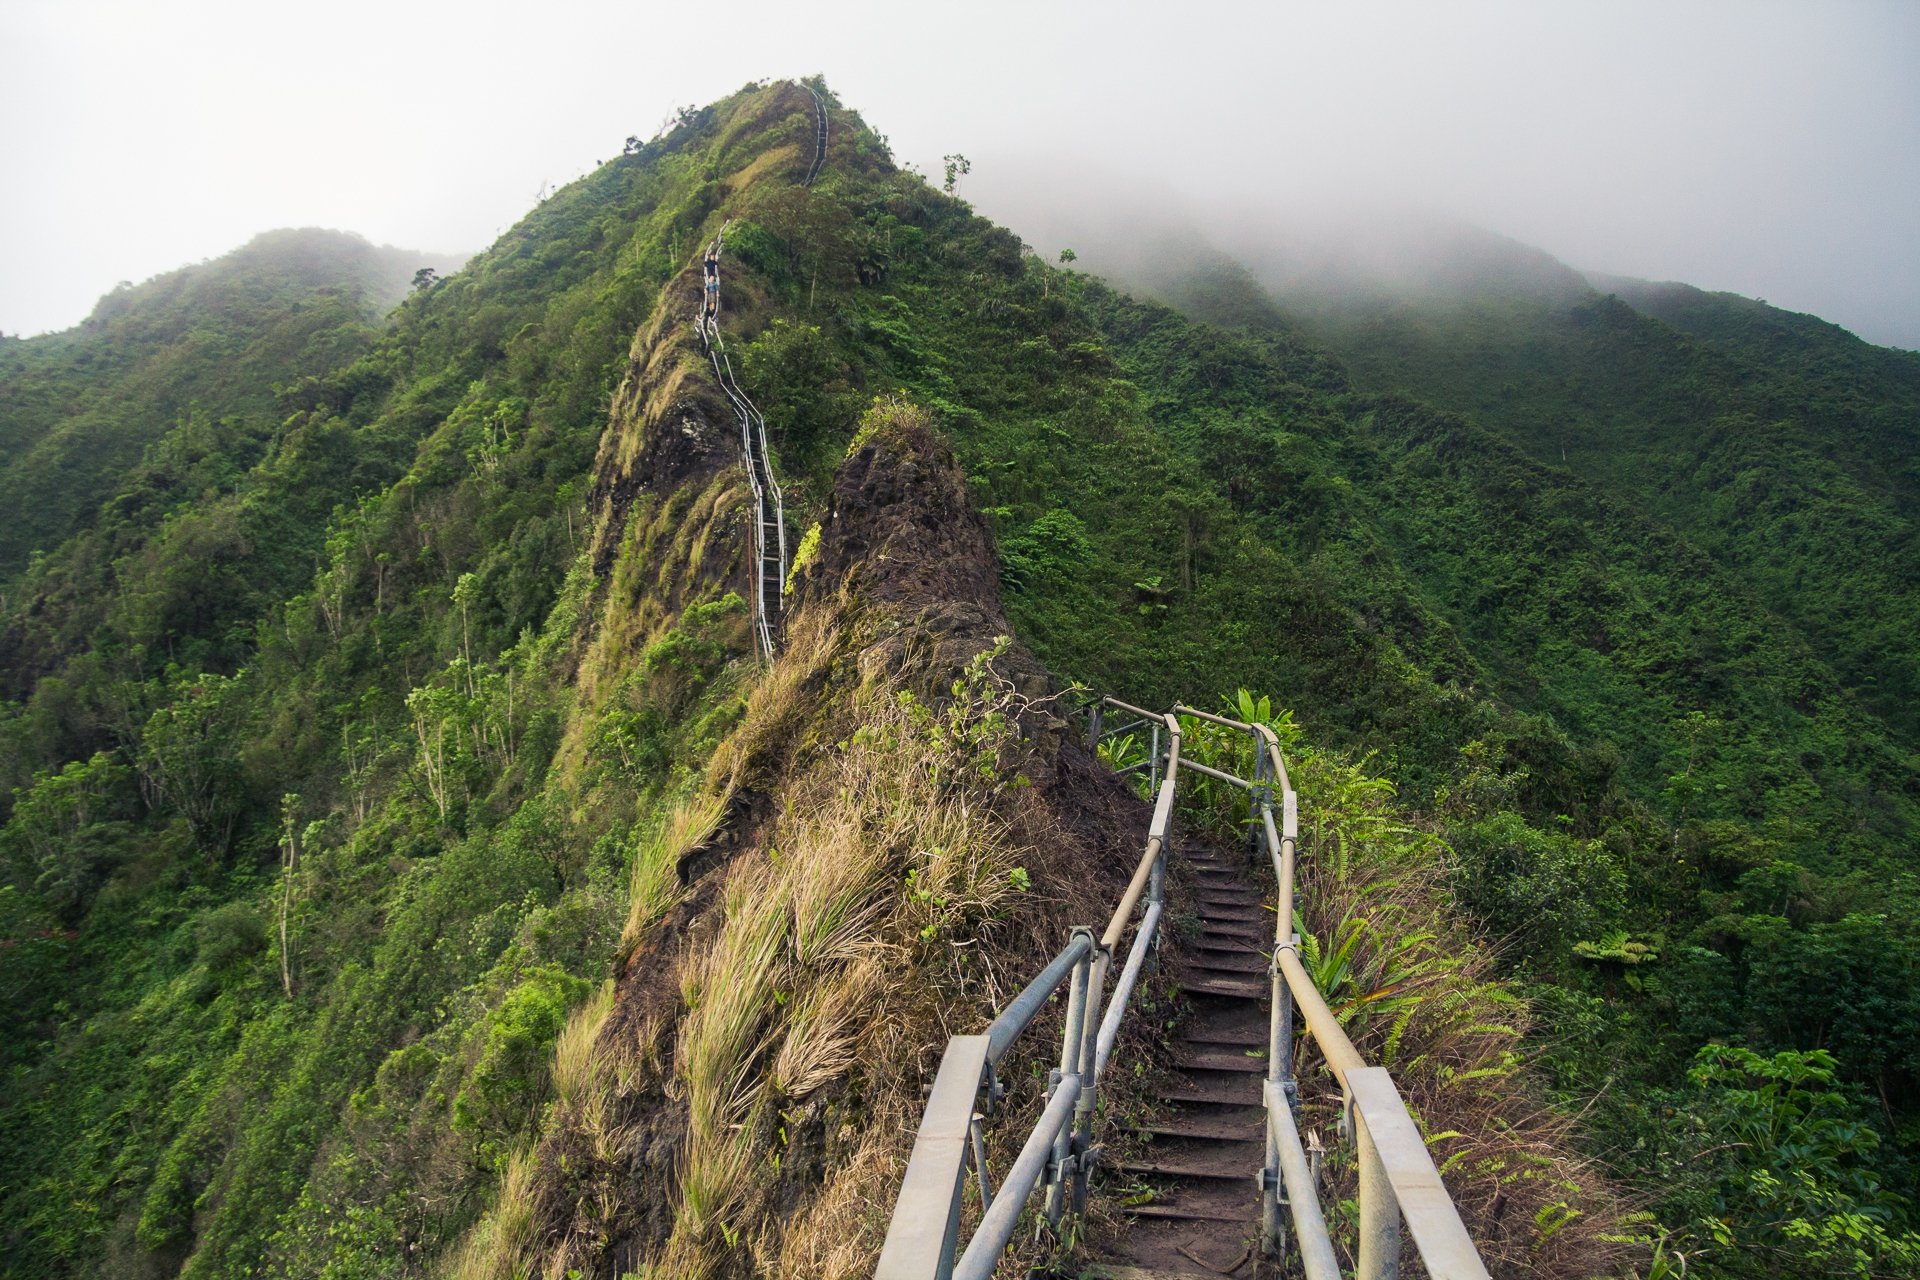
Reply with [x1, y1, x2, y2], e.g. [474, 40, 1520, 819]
[0, 79, 1914, 1280]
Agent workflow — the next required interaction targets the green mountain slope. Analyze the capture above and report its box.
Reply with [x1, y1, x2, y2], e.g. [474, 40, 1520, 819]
[1273, 261, 1920, 747]
[0, 81, 1913, 1280]
[0, 230, 465, 581]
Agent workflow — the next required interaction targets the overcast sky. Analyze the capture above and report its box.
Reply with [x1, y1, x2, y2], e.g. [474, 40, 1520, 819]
[3, 0, 1916, 348]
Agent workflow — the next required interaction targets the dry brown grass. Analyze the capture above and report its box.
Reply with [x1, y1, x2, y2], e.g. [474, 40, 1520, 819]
[551, 979, 616, 1112]
[761, 1088, 917, 1280]
[703, 607, 839, 795]
[441, 1146, 539, 1280]
[621, 790, 728, 952]
[641, 650, 1047, 1277]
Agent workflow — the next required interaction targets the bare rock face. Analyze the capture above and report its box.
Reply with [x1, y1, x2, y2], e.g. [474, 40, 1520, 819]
[808, 414, 1001, 612]
[796, 405, 1070, 774]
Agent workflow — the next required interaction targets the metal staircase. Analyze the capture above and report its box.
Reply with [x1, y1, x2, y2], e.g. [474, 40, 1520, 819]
[803, 82, 829, 186]
[874, 700, 1491, 1280]
[697, 226, 786, 661]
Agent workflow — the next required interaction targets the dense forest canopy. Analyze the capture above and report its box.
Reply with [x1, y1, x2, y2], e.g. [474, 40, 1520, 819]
[0, 81, 1914, 1279]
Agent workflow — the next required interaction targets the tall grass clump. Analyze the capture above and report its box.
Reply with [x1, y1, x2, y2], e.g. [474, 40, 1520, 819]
[651, 639, 1056, 1277]
[622, 789, 728, 951]
[443, 1147, 540, 1280]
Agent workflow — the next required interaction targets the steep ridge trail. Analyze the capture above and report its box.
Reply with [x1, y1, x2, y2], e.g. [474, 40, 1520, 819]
[697, 224, 787, 660]
[1097, 830, 1271, 1278]
[803, 81, 829, 185]
[876, 701, 1492, 1280]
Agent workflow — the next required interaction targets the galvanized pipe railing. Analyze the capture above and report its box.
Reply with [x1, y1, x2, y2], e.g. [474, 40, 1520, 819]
[1171, 704, 1488, 1280]
[874, 704, 1181, 1280]
[1266, 1079, 1343, 1280]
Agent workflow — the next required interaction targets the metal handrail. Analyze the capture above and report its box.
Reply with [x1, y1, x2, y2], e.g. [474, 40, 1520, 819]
[985, 932, 1093, 1064]
[1266, 1080, 1343, 1280]
[875, 711, 1183, 1280]
[876, 698, 1489, 1280]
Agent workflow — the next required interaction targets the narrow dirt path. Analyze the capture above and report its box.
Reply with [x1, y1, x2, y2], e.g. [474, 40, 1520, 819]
[1094, 837, 1270, 1279]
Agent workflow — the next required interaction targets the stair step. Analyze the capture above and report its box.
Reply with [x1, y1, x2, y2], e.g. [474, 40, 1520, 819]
[1133, 1117, 1264, 1142]
[1196, 937, 1266, 956]
[1181, 1026, 1268, 1047]
[1199, 918, 1266, 936]
[1196, 907, 1265, 923]
[1190, 955, 1267, 974]
[1156, 1088, 1263, 1110]
[1197, 923, 1267, 941]
[1182, 977, 1265, 1000]
[1193, 941, 1265, 957]
[1112, 1158, 1256, 1182]
[1125, 1201, 1252, 1224]
[1190, 901, 1267, 921]
[1179, 1051, 1270, 1074]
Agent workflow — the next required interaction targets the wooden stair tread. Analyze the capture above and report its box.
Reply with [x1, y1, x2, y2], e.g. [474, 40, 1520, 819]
[1181, 977, 1265, 999]
[1181, 1027, 1267, 1047]
[1189, 956, 1265, 976]
[1132, 1118, 1264, 1142]
[1198, 924, 1266, 943]
[1128, 1113, 1267, 1143]
[1192, 941, 1265, 957]
[1157, 1083, 1262, 1106]
[1125, 1201, 1253, 1224]
[1179, 1050, 1270, 1073]
[1195, 908, 1265, 923]
[1112, 1158, 1257, 1181]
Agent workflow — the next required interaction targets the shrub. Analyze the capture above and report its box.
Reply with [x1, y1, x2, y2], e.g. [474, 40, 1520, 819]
[198, 901, 269, 970]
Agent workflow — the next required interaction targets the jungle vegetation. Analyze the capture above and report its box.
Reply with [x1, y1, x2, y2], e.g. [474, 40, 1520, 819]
[0, 79, 1913, 1278]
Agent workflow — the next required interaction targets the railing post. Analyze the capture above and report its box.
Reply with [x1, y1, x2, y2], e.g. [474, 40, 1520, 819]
[1262, 930, 1298, 1258]
[1356, 1096, 1404, 1280]
[969, 1112, 993, 1212]
[1086, 701, 1103, 752]
[1070, 939, 1107, 1218]
[1250, 744, 1269, 863]
[1045, 928, 1095, 1225]
[1148, 721, 1162, 793]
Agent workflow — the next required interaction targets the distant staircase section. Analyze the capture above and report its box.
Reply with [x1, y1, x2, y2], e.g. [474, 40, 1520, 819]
[697, 225, 786, 661]
[803, 82, 829, 185]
